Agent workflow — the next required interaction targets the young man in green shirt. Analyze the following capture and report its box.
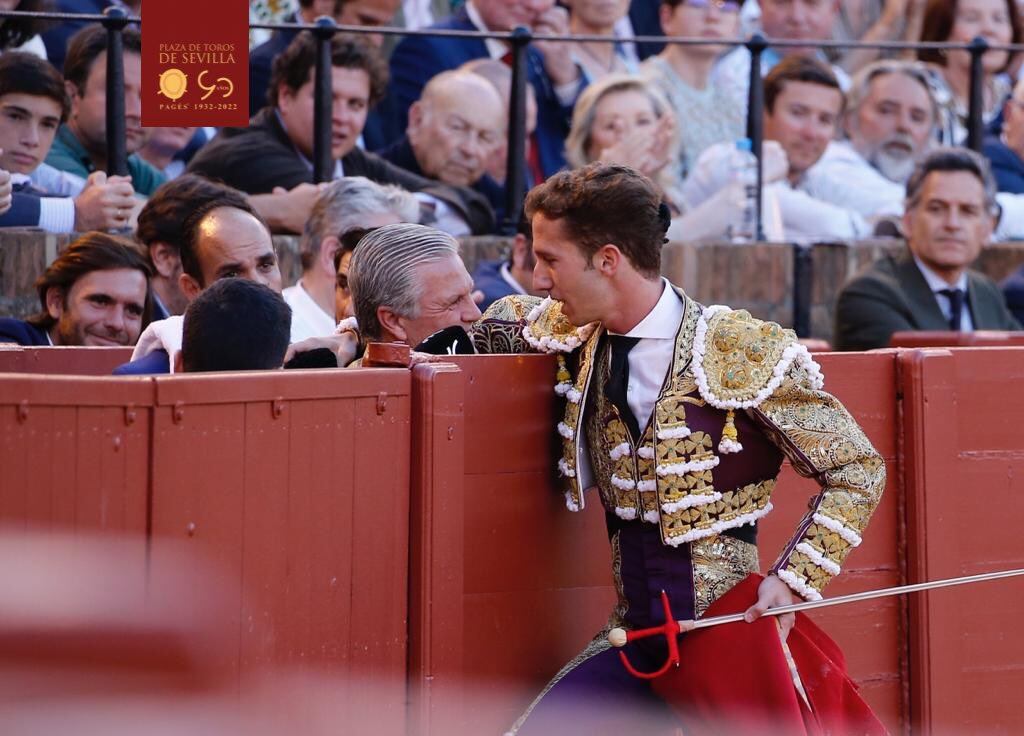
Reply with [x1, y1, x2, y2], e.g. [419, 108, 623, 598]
[46, 24, 166, 198]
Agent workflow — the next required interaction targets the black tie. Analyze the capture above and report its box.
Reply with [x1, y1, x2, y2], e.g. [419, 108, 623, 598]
[605, 335, 641, 440]
[938, 288, 965, 331]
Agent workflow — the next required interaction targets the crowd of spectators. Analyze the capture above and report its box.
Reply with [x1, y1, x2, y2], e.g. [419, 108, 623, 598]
[0, 0, 1022, 366]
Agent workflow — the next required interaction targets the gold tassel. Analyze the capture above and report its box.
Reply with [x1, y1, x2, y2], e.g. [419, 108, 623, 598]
[556, 355, 571, 384]
[719, 409, 743, 454]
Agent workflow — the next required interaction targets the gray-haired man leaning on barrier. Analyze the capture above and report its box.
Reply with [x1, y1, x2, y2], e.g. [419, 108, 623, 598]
[285, 222, 482, 364]
[283, 177, 420, 341]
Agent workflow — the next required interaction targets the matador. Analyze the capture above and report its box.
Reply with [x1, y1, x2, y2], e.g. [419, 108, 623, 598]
[471, 163, 888, 735]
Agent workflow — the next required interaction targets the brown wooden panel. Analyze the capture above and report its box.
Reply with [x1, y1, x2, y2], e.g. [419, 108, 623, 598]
[761, 351, 904, 734]
[148, 370, 411, 735]
[900, 347, 1024, 735]
[0, 346, 134, 375]
[890, 331, 1024, 348]
[0, 375, 152, 539]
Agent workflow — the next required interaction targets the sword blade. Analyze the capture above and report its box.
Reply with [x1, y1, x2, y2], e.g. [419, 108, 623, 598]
[688, 567, 1024, 630]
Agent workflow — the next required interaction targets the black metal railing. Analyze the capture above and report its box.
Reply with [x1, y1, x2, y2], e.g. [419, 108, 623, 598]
[5, 8, 1024, 335]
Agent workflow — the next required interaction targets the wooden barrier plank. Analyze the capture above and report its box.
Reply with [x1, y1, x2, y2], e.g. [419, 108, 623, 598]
[0, 375, 152, 537]
[410, 351, 906, 735]
[148, 369, 412, 736]
[0, 346, 134, 375]
[901, 347, 1024, 734]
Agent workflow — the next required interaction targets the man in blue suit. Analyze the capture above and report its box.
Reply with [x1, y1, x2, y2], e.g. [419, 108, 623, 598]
[377, 0, 586, 181]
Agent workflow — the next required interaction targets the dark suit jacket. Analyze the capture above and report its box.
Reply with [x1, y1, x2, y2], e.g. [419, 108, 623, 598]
[248, 15, 300, 118]
[834, 250, 1022, 351]
[470, 259, 521, 312]
[982, 135, 1024, 194]
[375, 134, 506, 224]
[376, 6, 584, 179]
[187, 108, 495, 234]
[40, 0, 114, 71]
[629, 0, 665, 60]
[1003, 265, 1024, 326]
[0, 318, 50, 346]
[112, 348, 170, 375]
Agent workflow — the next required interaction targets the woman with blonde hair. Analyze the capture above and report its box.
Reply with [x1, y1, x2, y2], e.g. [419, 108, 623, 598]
[565, 74, 683, 212]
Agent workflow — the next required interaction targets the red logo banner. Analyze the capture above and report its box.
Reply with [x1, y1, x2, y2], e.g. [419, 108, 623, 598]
[142, 0, 249, 127]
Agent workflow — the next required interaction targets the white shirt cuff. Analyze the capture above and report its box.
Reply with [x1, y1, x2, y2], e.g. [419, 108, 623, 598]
[38, 196, 76, 233]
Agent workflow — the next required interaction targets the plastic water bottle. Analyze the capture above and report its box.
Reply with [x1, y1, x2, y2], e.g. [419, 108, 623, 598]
[728, 138, 758, 243]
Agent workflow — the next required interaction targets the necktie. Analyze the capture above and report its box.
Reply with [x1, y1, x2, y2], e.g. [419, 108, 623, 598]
[938, 288, 965, 331]
[605, 335, 641, 440]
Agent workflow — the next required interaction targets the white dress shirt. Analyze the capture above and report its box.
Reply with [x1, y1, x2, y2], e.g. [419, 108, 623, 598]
[912, 256, 974, 331]
[576, 279, 682, 491]
[612, 278, 684, 431]
[803, 141, 906, 220]
[282, 281, 337, 342]
[682, 141, 870, 242]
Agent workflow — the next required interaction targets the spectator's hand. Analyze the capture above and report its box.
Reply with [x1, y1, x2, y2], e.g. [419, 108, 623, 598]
[268, 182, 329, 234]
[74, 171, 137, 231]
[532, 5, 579, 87]
[763, 141, 789, 184]
[744, 574, 799, 641]
[0, 165, 12, 217]
[283, 331, 359, 368]
[598, 119, 674, 179]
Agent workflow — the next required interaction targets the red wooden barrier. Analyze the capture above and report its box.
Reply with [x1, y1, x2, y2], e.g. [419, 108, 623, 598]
[901, 347, 1024, 734]
[761, 351, 906, 733]
[0, 346, 133, 375]
[408, 352, 905, 735]
[146, 369, 412, 734]
[890, 330, 1024, 348]
[0, 374, 152, 537]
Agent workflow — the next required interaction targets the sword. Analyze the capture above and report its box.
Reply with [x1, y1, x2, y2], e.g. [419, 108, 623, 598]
[607, 568, 1024, 679]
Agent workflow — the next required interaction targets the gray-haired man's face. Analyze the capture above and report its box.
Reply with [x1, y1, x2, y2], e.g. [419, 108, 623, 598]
[850, 72, 935, 184]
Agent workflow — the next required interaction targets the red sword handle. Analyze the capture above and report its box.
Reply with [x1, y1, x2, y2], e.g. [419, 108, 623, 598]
[615, 590, 681, 680]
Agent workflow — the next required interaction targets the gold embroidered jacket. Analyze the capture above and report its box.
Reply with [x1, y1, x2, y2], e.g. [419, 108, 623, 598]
[473, 290, 886, 601]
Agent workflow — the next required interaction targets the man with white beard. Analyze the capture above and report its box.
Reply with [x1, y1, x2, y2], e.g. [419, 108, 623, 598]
[803, 60, 937, 222]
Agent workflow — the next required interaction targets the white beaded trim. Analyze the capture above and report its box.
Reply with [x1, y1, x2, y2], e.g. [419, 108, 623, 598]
[777, 569, 823, 601]
[554, 381, 572, 396]
[691, 305, 824, 412]
[334, 316, 359, 335]
[523, 297, 598, 354]
[812, 512, 863, 547]
[637, 479, 657, 492]
[557, 422, 574, 439]
[565, 492, 581, 512]
[637, 446, 656, 460]
[718, 437, 743, 454]
[656, 425, 691, 440]
[615, 506, 638, 521]
[642, 509, 660, 524]
[557, 458, 576, 478]
[661, 492, 723, 513]
[609, 442, 632, 461]
[655, 455, 720, 477]
[566, 388, 582, 404]
[796, 542, 842, 576]
[663, 503, 774, 547]
[610, 474, 636, 490]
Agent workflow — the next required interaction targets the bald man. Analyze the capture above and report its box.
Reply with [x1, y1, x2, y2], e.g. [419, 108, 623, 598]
[114, 198, 284, 374]
[376, 70, 506, 218]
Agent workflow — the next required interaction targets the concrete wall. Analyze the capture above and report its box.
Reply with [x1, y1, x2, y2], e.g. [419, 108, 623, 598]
[3, 230, 1023, 343]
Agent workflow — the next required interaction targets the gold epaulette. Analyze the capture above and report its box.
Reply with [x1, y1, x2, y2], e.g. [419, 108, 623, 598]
[520, 297, 598, 354]
[693, 306, 823, 410]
